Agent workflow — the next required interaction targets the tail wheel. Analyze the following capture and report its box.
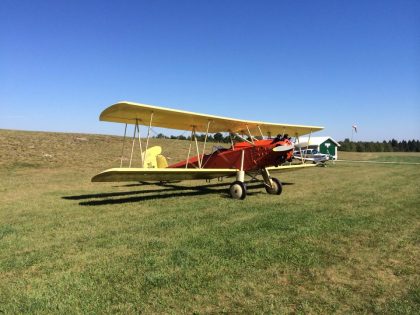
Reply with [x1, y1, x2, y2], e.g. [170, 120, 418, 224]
[265, 177, 282, 195]
[229, 181, 247, 200]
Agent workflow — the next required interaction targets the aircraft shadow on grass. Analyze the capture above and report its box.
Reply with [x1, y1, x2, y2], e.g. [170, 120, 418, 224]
[62, 182, 294, 206]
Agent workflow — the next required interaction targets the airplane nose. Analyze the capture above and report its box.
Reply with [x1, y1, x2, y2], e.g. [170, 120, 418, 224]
[273, 144, 294, 152]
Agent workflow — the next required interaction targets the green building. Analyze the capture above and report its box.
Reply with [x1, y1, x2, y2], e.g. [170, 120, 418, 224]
[295, 136, 340, 160]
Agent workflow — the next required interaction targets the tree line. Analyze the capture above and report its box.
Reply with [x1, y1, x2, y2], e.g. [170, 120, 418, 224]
[338, 138, 420, 152]
[154, 133, 420, 152]
[155, 132, 243, 143]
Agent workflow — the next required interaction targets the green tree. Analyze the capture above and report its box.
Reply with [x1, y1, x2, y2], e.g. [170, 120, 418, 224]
[214, 132, 224, 142]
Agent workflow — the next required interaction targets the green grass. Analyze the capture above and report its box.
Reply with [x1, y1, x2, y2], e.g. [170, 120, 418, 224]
[1, 129, 419, 313]
[371, 155, 420, 163]
[338, 151, 420, 163]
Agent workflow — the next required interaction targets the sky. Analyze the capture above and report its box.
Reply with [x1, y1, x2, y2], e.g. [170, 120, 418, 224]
[1, 0, 419, 141]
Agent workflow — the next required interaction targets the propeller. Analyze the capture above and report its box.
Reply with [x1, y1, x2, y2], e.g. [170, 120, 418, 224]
[273, 144, 294, 152]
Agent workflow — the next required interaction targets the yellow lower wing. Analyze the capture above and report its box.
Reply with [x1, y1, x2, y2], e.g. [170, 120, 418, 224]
[267, 164, 317, 172]
[92, 164, 316, 182]
[91, 168, 238, 182]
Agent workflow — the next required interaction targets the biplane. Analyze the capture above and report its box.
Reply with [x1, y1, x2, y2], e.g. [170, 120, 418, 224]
[92, 101, 323, 199]
[294, 149, 330, 164]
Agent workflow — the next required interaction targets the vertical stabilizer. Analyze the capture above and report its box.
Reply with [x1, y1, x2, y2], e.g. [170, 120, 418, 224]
[143, 146, 162, 168]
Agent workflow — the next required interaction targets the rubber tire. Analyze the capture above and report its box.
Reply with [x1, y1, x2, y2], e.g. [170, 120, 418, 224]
[265, 177, 282, 195]
[229, 181, 247, 200]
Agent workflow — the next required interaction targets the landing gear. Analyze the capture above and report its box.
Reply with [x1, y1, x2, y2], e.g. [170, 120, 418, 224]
[265, 177, 282, 195]
[227, 151, 282, 199]
[261, 168, 282, 195]
[229, 181, 247, 199]
[229, 167, 247, 199]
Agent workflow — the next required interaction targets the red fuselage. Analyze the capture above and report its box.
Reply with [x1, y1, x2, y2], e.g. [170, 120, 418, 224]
[168, 138, 293, 171]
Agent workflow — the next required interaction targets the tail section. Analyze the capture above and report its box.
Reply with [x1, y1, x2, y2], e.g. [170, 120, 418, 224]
[143, 146, 161, 168]
[142, 146, 168, 168]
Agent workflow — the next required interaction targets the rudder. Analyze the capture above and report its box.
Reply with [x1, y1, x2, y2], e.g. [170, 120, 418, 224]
[156, 154, 168, 168]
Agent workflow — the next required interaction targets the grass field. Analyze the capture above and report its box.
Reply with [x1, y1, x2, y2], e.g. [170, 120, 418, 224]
[1, 129, 419, 314]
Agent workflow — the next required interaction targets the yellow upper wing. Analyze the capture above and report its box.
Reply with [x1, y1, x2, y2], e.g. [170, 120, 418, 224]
[100, 101, 323, 137]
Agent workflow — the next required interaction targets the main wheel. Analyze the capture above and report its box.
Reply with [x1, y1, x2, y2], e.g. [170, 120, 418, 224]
[265, 177, 282, 195]
[229, 181, 247, 200]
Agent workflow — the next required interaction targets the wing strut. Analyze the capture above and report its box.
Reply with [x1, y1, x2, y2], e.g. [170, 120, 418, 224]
[304, 130, 313, 162]
[245, 125, 255, 144]
[200, 120, 212, 166]
[257, 125, 264, 138]
[295, 133, 304, 165]
[233, 132, 254, 145]
[137, 123, 144, 166]
[123, 114, 155, 168]
[184, 127, 202, 169]
[185, 129, 193, 169]
[120, 123, 127, 167]
[129, 121, 138, 167]
[143, 112, 154, 167]
[229, 132, 235, 148]
[193, 127, 202, 168]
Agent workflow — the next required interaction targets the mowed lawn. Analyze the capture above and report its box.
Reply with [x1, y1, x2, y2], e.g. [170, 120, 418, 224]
[0, 129, 419, 314]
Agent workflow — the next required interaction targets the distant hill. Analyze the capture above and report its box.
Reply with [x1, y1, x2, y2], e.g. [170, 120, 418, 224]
[0, 129, 225, 171]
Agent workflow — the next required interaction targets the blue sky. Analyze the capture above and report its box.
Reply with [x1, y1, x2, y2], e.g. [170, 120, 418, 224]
[1, 0, 419, 141]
